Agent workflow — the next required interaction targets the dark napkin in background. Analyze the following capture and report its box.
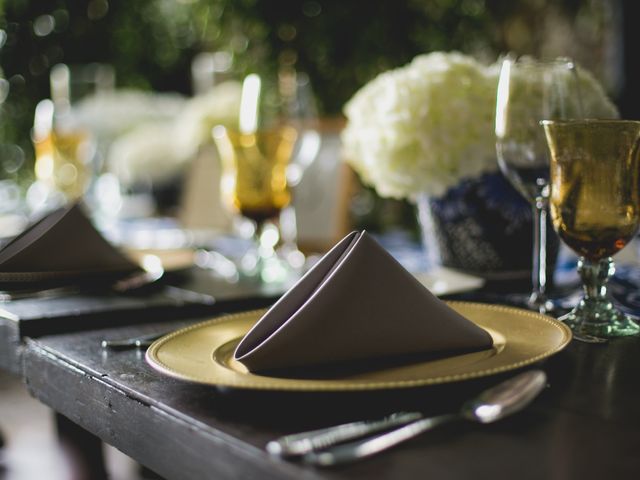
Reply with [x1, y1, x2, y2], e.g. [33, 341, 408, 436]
[0, 202, 140, 287]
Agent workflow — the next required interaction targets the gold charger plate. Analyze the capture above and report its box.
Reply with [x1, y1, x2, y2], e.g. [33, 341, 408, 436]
[0, 248, 195, 285]
[146, 301, 571, 391]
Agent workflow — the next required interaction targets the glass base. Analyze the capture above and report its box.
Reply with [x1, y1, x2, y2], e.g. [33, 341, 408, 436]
[560, 298, 640, 338]
[237, 249, 307, 288]
[527, 291, 556, 314]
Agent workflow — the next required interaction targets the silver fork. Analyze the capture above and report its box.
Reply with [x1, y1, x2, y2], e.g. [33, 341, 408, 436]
[100, 331, 170, 350]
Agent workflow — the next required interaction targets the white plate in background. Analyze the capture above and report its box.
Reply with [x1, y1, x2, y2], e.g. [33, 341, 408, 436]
[413, 267, 485, 296]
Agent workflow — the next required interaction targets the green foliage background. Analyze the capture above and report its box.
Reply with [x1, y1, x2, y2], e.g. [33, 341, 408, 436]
[0, 0, 618, 228]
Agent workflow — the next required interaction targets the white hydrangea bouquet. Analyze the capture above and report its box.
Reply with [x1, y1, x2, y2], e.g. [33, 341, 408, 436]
[341, 51, 618, 201]
[342, 52, 496, 199]
[342, 51, 618, 276]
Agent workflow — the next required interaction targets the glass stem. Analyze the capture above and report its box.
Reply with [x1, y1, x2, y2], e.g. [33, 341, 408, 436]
[578, 256, 614, 305]
[531, 196, 548, 304]
[561, 256, 639, 338]
[255, 220, 274, 262]
[416, 194, 442, 272]
[237, 219, 272, 278]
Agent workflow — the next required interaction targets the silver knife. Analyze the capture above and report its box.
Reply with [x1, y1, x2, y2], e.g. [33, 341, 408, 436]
[266, 411, 423, 457]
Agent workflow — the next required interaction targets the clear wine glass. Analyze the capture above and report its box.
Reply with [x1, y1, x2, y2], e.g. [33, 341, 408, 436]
[212, 70, 303, 283]
[495, 55, 583, 313]
[31, 98, 97, 209]
[543, 119, 640, 339]
[278, 71, 321, 270]
[29, 63, 113, 215]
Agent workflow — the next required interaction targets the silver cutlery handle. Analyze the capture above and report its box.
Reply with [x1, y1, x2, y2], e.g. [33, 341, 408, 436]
[303, 414, 458, 467]
[100, 332, 167, 350]
[267, 411, 423, 457]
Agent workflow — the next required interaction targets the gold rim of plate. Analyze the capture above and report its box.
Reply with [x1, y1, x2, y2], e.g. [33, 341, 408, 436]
[124, 248, 195, 272]
[145, 301, 572, 391]
[0, 248, 195, 283]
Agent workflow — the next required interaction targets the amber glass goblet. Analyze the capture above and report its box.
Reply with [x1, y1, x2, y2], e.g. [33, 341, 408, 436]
[212, 73, 300, 282]
[543, 119, 640, 338]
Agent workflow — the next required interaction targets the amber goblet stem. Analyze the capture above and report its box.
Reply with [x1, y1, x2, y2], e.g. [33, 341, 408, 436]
[560, 256, 640, 337]
[240, 217, 290, 283]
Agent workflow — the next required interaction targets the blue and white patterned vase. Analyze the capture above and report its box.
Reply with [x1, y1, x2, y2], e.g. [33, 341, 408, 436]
[415, 171, 559, 281]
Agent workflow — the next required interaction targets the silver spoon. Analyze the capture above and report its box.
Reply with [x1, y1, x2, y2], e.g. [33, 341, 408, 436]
[268, 369, 546, 458]
[300, 369, 546, 467]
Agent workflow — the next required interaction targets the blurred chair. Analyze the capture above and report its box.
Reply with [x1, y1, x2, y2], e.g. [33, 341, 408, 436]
[177, 53, 238, 234]
[291, 117, 354, 253]
[178, 142, 233, 233]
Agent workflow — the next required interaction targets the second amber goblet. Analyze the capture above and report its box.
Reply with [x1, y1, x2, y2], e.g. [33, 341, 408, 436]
[543, 119, 640, 338]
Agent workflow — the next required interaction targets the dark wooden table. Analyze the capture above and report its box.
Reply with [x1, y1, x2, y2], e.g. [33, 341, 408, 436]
[20, 309, 640, 479]
[0, 266, 285, 477]
[3, 258, 640, 479]
[0, 267, 282, 375]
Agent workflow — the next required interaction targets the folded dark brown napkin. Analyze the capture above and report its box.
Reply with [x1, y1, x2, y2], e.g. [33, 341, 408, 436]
[234, 231, 493, 373]
[0, 202, 141, 288]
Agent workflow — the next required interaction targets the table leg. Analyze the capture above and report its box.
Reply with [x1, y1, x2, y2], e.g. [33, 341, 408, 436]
[54, 414, 108, 480]
[0, 427, 5, 474]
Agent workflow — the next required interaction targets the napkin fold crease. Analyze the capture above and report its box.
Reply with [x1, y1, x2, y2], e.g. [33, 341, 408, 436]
[234, 231, 493, 373]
